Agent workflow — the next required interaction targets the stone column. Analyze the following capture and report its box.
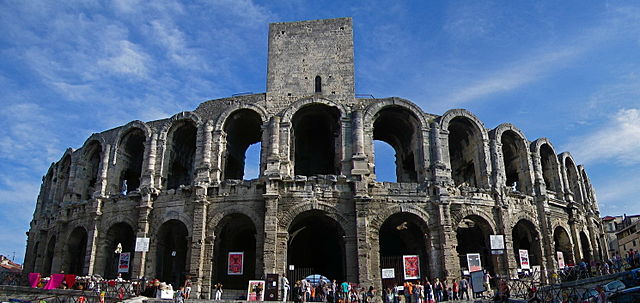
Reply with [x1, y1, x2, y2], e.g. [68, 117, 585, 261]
[438, 203, 457, 281]
[131, 193, 153, 279]
[263, 190, 280, 275]
[141, 133, 158, 189]
[265, 117, 281, 176]
[189, 189, 209, 298]
[279, 122, 292, 177]
[96, 144, 111, 197]
[354, 198, 371, 285]
[351, 110, 369, 176]
[196, 122, 213, 184]
[530, 153, 546, 196]
[210, 130, 225, 183]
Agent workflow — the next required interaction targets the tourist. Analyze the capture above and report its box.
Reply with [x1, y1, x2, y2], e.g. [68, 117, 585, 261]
[422, 280, 432, 303]
[282, 276, 291, 303]
[483, 271, 492, 296]
[403, 281, 412, 303]
[451, 279, 458, 300]
[341, 281, 350, 302]
[294, 281, 303, 303]
[493, 279, 510, 303]
[214, 282, 223, 300]
[183, 275, 192, 299]
[595, 285, 606, 303]
[174, 286, 185, 303]
[459, 277, 469, 300]
[432, 278, 443, 302]
[413, 281, 423, 303]
[392, 283, 400, 303]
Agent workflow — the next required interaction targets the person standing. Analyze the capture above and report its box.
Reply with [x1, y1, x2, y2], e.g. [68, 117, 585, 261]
[282, 275, 291, 303]
[183, 275, 192, 299]
[214, 283, 223, 300]
[483, 271, 493, 297]
[341, 281, 350, 303]
[451, 279, 458, 301]
[432, 278, 442, 302]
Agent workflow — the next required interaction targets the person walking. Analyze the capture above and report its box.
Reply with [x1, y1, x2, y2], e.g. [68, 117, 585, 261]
[451, 279, 458, 300]
[282, 275, 291, 303]
[459, 277, 469, 300]
[432, 278, 442, 302]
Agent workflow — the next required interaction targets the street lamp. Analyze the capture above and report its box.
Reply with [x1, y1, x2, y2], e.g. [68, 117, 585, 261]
[114, 243, 123, 278]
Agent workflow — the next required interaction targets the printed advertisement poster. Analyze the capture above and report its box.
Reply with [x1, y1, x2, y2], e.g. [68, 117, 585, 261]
[135, 237, 150, 252]
[489, 235, 505, 250]
[228, 252, 244, 275]
[519, 249, 530, 270]
[381, 268, 395, 279]
[247, 280, 265, 301]
[557, 251, 565, 268]
[403, 255, 420, 280]
[118, 252, 130, 273]
[466, 253, 482, 272]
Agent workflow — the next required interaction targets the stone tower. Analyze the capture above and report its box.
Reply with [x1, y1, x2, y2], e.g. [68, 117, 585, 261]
[266, 17, 355, 104]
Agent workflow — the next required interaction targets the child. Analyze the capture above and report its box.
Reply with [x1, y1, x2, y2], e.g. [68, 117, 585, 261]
[175, 286, 185, 303]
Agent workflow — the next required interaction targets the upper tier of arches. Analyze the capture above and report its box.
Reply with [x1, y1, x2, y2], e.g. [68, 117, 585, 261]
[37, 96, 598, 212]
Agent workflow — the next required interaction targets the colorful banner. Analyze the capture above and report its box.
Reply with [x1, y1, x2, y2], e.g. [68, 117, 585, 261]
[519, 249, 530, 270]
[557, 251, 565, 268]
[247, 280, 265, 301]
[228, 252, 244, 275]
[402, 255, 420, 280]
[28, 273, 40, 288]
[466, 253, 482, 272]
[118, 252, 130, 273]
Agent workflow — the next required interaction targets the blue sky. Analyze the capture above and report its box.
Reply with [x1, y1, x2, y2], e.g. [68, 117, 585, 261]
[2, 1, 640, 263]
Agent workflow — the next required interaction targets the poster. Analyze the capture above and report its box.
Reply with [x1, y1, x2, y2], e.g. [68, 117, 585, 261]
[466, 253, 482, 272]
[489, 235, 505, 250]
[135, 237, 149, 252]
[519, 249, 530, 270]
[247, 280, 265, 301]
[118, 252, 130, 273]
[402, 255, 420, 280]
[228, 252, 244, 275]
[381, 268, 395, 279]
[557, 251, 565, 268]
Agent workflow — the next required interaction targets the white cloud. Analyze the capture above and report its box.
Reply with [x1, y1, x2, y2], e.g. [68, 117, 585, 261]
[98, 40, 151, 78]
[565, 108, 640, 165]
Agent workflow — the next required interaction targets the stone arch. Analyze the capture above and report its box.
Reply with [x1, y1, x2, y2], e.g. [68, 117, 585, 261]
[213, 103, 269, 132]
[552, 225, 574, 266]
[207, 205, 264, 238]
[278, 202, 351, 232]
[364, 101, 426, 182]
[219, 108, 264, 180]
[511, 218, 543, 267]
[159, 115, 200, 189]
[44, 234, 57, 275]
[153, 219, 191, 289]
[99, 221, 136, 279]
[559, 152, 583, 204]
[211, 212, 260, 289]
[530, 138, 564, 194]
[455, 213, 496, 274]
[578, 165, 595, 204]
[490, 123, 534, 194]
[64, 225, 89, 275]
[41, 165, 56, 205]
[369, 204, 432, 233]
[439, 109, 490, 188]
[450, 206, 497, 235]
[150, 214, 194, 238]
[77, 139, 104, 200]
[54, 151, 73, 202]
[280, 96, 348, 124]
[113, 123, 149, 193]
[579, 229, 592, 261]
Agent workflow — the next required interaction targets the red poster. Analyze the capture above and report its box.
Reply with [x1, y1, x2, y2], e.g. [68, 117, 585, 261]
[228, 252, 244, 275]
[403, 255, 420, 280]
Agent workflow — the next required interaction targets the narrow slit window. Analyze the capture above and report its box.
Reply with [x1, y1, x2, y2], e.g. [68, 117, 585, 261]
[315, 76, 322, 93]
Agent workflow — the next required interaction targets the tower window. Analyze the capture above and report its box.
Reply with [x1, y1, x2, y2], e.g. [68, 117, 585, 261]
[315, 76, 322, 93]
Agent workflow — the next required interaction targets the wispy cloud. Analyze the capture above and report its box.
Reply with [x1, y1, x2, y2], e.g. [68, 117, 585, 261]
[564, 108, 640, 165]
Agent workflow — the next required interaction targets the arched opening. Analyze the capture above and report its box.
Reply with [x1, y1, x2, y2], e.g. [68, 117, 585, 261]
[81, 142, 102, 200]
[103, 222, 135, 279]
[553, 226, 574, 266]
[565, 158, 582, 203]
[373, 106, 420, 183]
[44, 236, 56, 275]
[42, 171, 54, 205]
[540, 144, 560, 192]
[65, 227, 88, 275]
[373, 141, 396, 182]
[315, 76, 322, 93]
[213, 214, 257, 290]
[54, 155, 71, 202]
[512, 220, 541, 267]
[448, 117, 483, 188]
[166, 122, 197, 189]
[156, 220, 190, 289]
[579, 231, 592, 262]
[379, 213, 430, 288]
[288, 211, 345, 282]
[292, 104, 341, 176]
[456, 215, 494, 274]
[223, 109, 263, 180]
[244, 142, 261, 179]
[581, 169, 593, 202]
[501, 130, 528, 192]
[117, 128, 146, 192]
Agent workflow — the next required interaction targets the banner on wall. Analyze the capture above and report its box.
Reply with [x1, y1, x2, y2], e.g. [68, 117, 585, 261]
[118, 252, 130, 273]
[557, 251, 565, 268]
[519, 249, 530, 270]
[228, 252, 244, 275]
[466, 253, 482, 272]
[135, 237, 150, 252]
[381, 268, 395, 279]
[402, 255, 420, 280]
